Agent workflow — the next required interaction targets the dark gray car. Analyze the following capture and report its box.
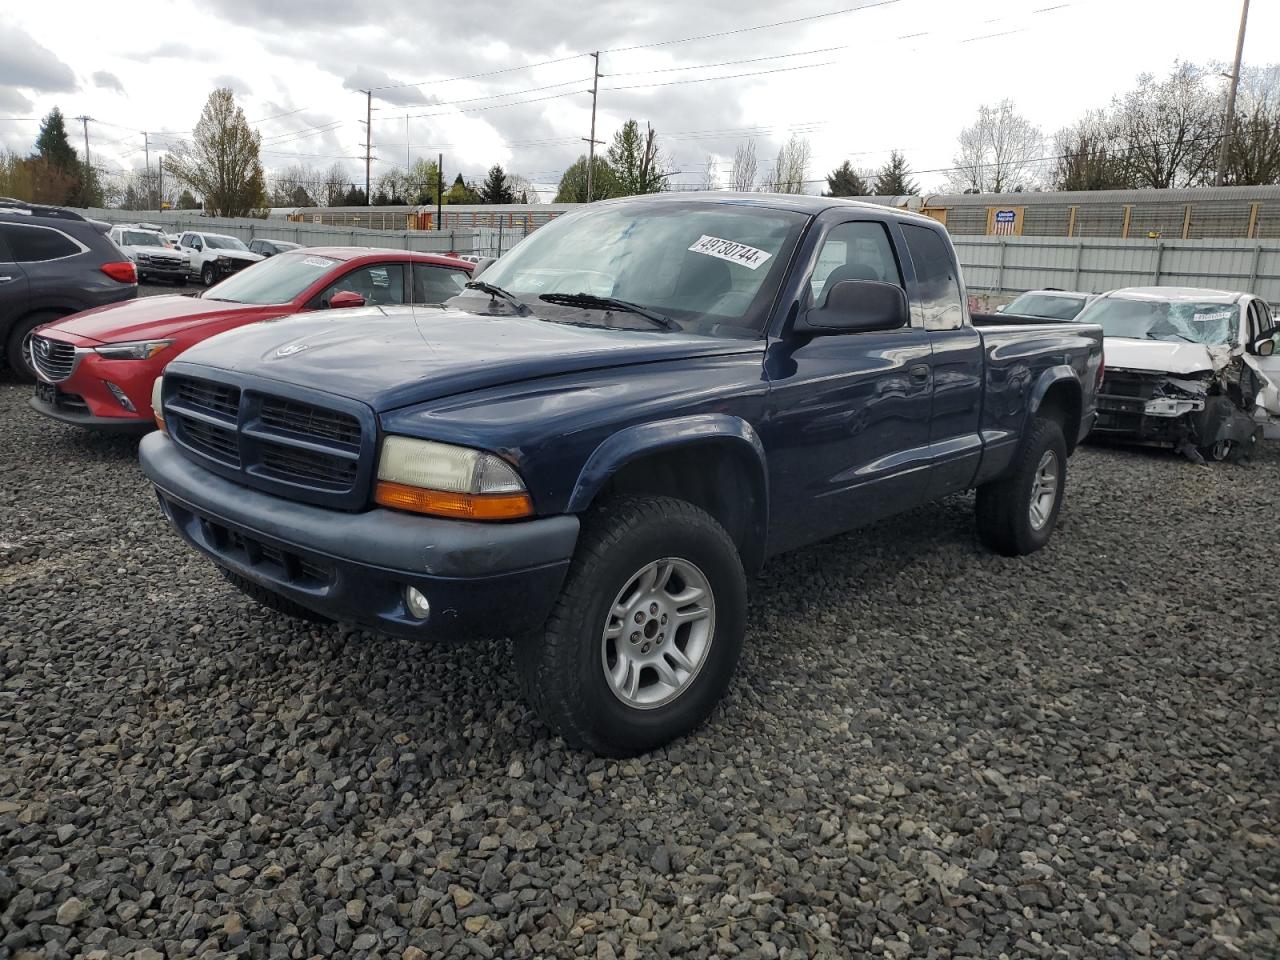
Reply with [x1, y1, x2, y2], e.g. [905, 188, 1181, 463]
[0, 200, 139, 381]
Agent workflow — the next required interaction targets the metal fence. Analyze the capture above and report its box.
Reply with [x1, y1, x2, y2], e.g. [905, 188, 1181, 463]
[954, 236, 1280, 304]
[77, 208, 481, 256]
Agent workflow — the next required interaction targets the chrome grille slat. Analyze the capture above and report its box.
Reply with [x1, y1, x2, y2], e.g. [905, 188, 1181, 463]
[30, 335, 77, 382]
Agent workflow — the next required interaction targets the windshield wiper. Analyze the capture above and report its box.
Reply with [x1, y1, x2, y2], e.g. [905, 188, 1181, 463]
[466, 280, 529, 314]
[1148, 332, 1197, 344]
[538, 292, 678, 330]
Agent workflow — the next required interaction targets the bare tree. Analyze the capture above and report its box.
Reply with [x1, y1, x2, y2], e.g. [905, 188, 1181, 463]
[763, 134, 812, 194]
[1225, 64, 1280, 185]
[946, 100, 1045, 193]
[505, 172, 542, 203]
[320, 162, 350, 206]
[700, 154, 719, 191]
[731, 139, 758, 191]
[1051, 111, 1131, 191]
[1112, 63, 1220, 188]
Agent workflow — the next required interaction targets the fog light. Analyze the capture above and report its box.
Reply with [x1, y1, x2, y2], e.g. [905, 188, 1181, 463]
[104, 381, 136, 412]
[404, 586, 431, 621]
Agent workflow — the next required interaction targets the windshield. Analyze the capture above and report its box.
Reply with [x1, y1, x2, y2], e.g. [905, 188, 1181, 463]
[1005, 293, 1087, 320]
[203, 252, 339, 304]
[122, 230, 164, 247]
[1080, 297, 1238, 346]
[473, 199, 809, 337]
[205, 235, 249, 251]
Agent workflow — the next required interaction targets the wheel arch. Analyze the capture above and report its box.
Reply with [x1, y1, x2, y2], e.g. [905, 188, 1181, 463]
[568, 415, 770, 574]
[1029, 367, 1083, 453]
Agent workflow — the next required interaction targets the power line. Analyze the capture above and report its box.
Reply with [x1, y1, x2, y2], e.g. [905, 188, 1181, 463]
[368, 53, 589, 94]
[605, 46, 846, 78]
[604, 59, 839, 93]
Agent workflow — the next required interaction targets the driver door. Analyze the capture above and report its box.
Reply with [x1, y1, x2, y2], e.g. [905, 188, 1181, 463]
[1243, 298, 1280, 423]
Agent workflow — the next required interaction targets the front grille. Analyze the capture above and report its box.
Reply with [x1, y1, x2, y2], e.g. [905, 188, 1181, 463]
[30, 335, 77, 382]
[175, 378, 240, 419]
[259, 443, 358, 489]
[164, 373, 369, 509]
[204, 520, 332, 587]
[1099, 372, 1156, 400]
[259, 397, 361, 447]
[178, 416, 240, 466]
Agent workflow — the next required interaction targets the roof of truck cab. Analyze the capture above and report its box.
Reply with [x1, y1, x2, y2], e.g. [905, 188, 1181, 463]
[598, 191, 939, 222]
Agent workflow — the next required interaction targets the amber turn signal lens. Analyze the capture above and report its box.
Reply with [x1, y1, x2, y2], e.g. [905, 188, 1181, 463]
[375, 481, 533, 520]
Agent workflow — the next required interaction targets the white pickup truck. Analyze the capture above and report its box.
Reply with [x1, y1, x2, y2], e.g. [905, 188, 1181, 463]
[175, 231, 263, 287]
[1084, 286, 1280, 462]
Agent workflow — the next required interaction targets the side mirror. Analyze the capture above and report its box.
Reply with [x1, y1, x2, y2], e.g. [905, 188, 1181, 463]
[995, 304, 1006, 313]
[795, 280, 909, 336]
[1253, 336, 1276, 357]
[327, 290, 366, 309]
[472, 257, 496, 278]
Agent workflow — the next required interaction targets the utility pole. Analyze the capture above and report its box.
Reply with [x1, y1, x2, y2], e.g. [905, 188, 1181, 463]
[158, 154, 164, 210]
[405, 115, 410, 172]
[143, 131, 151, 208]
[1215, 0, 1250, 187]
[582, 52, 603, 202]
[359, 90, 373, 204]
[436, 152, 443, 231]
[74, 115, 93, 207]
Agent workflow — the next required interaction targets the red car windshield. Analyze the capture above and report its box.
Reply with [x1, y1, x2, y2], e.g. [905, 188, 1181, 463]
[203, 252, 343, 305]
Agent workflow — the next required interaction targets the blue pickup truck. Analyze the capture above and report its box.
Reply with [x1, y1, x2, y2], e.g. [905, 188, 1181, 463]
[139, 194, 1103, 755]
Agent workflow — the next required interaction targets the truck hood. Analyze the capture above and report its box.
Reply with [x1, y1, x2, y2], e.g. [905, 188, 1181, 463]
[45, 295, 283, 343]
[1103, 337, 1233, 376]
[123, 245, 186, 261]
[176, 304, 762, 411]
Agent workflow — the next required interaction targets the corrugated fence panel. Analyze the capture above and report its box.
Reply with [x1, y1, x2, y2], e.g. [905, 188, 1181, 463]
[953, 237, 1280, 304]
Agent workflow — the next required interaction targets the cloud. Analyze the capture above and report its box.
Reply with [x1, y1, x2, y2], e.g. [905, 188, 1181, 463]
[0, 87, 35, 114]
[0, 25, 77, 92]
[129, 41, 216, 61]
[92, 70, 126, 94]
[342, 68, 430, 107]
[213, 74, 253, 96]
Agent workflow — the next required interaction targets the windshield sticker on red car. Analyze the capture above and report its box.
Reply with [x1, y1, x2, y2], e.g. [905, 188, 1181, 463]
[302, 256, 337, 268]
[688, 235, 772, 271]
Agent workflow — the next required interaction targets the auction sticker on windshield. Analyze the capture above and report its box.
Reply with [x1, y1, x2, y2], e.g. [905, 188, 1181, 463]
[688, 235, 772, 270]
[302, 256, 338, 268]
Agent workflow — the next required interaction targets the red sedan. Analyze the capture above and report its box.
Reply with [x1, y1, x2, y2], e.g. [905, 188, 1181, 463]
[28, 248, 473, 430]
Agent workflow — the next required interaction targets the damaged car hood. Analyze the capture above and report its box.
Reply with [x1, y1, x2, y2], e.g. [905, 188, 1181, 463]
[1103, 337, 1231, 375]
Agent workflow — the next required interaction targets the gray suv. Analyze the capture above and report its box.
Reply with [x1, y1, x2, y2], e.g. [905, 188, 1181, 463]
[0, 199, 138, 382]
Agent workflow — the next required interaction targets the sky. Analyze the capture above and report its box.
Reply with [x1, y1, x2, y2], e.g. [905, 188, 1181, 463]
[0, 0, 1274, 201]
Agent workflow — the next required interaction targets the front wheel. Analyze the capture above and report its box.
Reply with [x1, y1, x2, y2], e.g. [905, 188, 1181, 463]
[975, 417, 1067, 556]
[201, 264, 216, 287]
[516, 496, 746, 756]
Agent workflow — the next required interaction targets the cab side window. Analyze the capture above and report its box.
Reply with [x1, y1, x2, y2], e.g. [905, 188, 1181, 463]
[809, 221, 903, 308]
[319, 263, 406, 306]
[901, 223, 964, 331]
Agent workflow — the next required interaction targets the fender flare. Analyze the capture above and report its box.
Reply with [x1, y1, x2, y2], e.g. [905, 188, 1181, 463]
[1027, 365, 1083, 444]
[567, 413, 769, 513]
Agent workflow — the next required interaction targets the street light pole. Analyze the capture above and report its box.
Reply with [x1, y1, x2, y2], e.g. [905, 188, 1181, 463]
[1214, 0, 1250, 187]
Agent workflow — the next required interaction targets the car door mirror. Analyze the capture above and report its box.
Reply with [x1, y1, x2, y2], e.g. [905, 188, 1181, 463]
[795, 280, 909, 336]
[995, 304, 1006, 313]
[1253, 335, 1276, 356]
[472, 257, 496, 278]
[327, 290, 365, 309]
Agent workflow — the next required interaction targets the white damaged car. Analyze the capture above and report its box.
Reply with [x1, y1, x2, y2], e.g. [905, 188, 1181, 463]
[1084, 287, 1280, 462]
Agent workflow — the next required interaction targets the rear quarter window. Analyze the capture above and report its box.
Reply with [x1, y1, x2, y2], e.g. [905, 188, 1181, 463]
[0, 224, 82, 262]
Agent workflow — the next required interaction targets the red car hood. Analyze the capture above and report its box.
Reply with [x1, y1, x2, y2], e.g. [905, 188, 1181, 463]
[45, 295, 292, 343]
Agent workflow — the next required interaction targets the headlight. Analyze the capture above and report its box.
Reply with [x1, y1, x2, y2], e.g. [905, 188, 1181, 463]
[151, 376, 166, 432]
[374, 436, 532, 520]
[94, 339, 173, 360]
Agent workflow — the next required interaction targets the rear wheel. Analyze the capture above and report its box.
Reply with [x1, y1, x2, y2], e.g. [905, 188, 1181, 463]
[6, 311, 62, 383]
[219, 568, 333, 625]
[515, 496, 746, 756]
[975, 417, 1067, 556]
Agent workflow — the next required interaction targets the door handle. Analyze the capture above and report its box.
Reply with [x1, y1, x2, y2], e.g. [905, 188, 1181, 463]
[0, 276, 13, 283]
[908, 363, 931, 383]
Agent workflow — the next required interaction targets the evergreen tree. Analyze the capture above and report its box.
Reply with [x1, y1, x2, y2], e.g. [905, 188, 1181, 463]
[478, 164, 514, 204]
[871, 151, 919, 196]
[445, 174, 479, 205]
[823, 160, 869, 197]
[35, 108, 79, 173]
[343, 185, 367, 205]
[554, 155, 621, 202]
[607, 120, 667, 195]
[177, 189, 200, 210]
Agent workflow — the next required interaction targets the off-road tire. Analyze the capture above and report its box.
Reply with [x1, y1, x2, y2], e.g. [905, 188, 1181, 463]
[515, 496, 747, 756]
[975, 417, 1068, 556]
[219, 567, 333, 624]
[6, 311, 63, 383]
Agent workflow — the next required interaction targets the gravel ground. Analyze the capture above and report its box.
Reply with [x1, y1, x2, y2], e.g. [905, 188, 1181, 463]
[1, 373, 1277, 960]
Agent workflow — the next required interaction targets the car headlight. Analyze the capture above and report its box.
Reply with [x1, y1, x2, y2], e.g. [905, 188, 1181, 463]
[151, 376, 166, 432]
[374, 436, 532, 520]
[93, 339, 173, 360]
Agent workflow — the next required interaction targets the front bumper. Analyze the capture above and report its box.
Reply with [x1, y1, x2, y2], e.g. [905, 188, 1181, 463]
[139, 432, 579, 639]
[30, 340, 158, 425]
[29, 391, 152, 432]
